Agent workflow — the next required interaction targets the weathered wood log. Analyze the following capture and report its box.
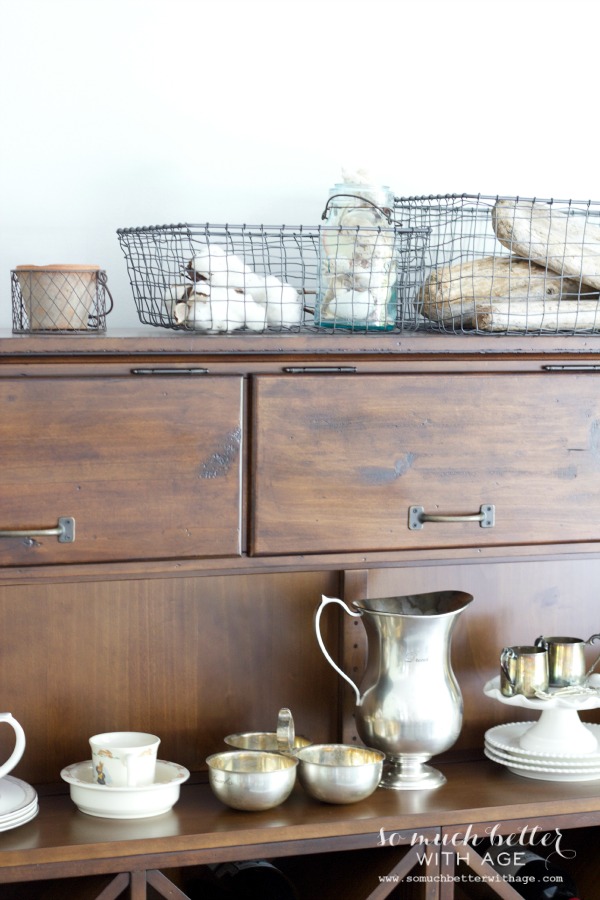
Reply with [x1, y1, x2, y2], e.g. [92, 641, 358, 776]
[453, 298, 600, 331]
[492, 199, 600, 290]
[420, 256, 591, 327]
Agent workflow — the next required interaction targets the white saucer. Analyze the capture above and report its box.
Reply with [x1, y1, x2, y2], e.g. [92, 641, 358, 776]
[60, 760, 190, 819]
[485, 722, 600, 763]
[0, 777, 39, 831]
[484, 743, 600, 775]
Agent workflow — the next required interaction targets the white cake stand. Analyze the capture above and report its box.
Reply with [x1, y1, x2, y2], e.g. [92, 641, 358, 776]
[483, 675, 600, 754]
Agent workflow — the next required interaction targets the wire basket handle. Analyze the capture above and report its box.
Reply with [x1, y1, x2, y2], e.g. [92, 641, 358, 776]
[321, 193, 393, 223]
[88, 270, 114, 328]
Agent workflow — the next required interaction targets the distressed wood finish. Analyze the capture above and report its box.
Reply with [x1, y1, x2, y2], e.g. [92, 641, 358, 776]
[0, 376, 243, 564]
[251, 371, 600, 556]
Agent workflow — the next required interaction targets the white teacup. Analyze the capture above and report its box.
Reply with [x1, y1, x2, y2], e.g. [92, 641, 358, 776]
[0, 713, 26, 779]
[89, 732, 160, 787]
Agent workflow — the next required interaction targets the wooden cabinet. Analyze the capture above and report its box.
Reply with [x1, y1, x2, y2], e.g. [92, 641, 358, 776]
[0, 375, 243, 565]
[0, 332, 599, 900]
[251, 371, 600, 556]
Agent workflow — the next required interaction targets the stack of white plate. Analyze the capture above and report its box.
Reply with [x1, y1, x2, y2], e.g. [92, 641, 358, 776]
[485, 722, 600, 782]
[0, 776, 38, 832]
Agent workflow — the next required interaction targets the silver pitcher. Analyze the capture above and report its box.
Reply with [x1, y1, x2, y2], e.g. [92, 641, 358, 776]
[315, 591, 473, 790]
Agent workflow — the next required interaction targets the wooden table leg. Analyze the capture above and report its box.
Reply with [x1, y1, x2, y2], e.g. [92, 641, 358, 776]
[129, 870, 147, 900]
[146, 869, 192, 899]
[93, 872, 130, 900]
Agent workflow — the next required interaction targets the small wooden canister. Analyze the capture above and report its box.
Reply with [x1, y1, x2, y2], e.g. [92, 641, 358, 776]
[15, 264, 102, 331]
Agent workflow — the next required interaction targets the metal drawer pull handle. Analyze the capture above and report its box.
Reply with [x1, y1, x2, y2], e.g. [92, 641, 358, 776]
[409, 505, 494, 530]
[0, 516, 75, 543]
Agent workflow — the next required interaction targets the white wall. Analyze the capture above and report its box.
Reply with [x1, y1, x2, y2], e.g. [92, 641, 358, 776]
[0, 0, 598, 330]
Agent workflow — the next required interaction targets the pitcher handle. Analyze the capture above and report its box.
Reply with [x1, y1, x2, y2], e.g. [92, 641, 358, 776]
[315, 595, 363, 706]
[534, 635, 548, 650]
[0, 713, 25, 780]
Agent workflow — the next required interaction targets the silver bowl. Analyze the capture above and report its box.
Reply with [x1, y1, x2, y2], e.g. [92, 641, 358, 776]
[295, 743, 385, 804]
[206, 750, 298, 811]
[224, 732, 312, 754]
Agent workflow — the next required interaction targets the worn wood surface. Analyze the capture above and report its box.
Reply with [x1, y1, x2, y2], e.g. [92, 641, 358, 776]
[0, 376, 243, 565]
[251, 372, 600, 555]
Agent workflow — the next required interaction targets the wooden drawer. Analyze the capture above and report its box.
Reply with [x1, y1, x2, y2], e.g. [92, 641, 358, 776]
[0, 376, 243, 565]
[251, 372, 600, 555]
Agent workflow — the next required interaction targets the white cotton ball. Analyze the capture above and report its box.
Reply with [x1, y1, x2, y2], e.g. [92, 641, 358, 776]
[266, 284, 303, 328]
[185, 297, 243, 333]
[245, 274, 283, 305]
[328, 289, 375, 323]
[243, 297, 268, 332]
[246, 276, 302, 327]
[342, 166, 375, 185]
[352, 268, 394, 291]
[197, 253, 256, 291]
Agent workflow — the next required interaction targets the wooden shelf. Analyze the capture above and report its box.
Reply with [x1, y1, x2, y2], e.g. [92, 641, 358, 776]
[1, 761, 599, 884]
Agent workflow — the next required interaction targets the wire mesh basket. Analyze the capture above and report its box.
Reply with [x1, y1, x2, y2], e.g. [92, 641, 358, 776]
[116, 223, 430, 333]
[11, 266, 113, 334]
[394, 193, 600, 334]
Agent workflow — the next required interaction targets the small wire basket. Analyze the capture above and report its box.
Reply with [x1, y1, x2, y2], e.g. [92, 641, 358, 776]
[116, 222, 430, 333]
[394, 193, 600, 334]
[11, 265, 113, 334]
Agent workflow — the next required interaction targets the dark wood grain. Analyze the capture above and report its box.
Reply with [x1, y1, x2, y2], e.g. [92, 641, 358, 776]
[251, 372, 600, 555]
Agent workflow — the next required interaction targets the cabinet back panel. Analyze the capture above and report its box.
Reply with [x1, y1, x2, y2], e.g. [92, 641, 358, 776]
[0, 571, 340, 784]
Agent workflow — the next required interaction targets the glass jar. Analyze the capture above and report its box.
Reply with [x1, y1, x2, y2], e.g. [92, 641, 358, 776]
[315, 182, 398, 331]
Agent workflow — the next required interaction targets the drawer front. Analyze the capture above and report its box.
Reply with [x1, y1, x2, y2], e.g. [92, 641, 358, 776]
[0, 376, 243, 565]
[251, 372, 600, 555]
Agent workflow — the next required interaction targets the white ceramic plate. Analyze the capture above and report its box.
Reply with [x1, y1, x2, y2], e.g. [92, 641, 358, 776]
[484, 747, 600, 781]
[484, 740, 600, 770]
[60, 759, 190, 819]
[0, 777, 37, 820]
[485, 722, 600, 764]
[0, 802, 38, 832]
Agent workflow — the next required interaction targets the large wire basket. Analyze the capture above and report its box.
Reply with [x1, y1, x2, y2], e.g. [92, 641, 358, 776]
[116, 223, 430, 333]
[394, 193, 600, 334]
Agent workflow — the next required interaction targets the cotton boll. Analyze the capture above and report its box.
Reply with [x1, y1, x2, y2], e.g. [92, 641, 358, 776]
[243, 296, 268, 332]
[173, 301, 190, 325]
[163, 283, 191, 317]
[265, 284, 303, 328]
[328, 289, 375, 323]
[244, 273, 283, 306]
[185, 297, 244, 333]
[196, 253, 256, 291]
[342, 166, 375, 185]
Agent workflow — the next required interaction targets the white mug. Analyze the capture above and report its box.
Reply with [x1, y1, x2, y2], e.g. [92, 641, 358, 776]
[0, 713, 26, 779]
[89, 732, 160, 787]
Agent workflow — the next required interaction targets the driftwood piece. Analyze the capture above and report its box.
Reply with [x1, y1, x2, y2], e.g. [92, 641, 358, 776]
[492, 199, 600, 291]
[455, 298, 600, 332]
[420, 256, 591, 326]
